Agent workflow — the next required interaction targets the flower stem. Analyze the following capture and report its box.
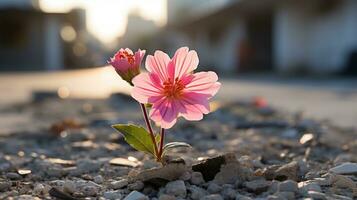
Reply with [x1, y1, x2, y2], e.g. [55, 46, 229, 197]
[139, 103, 159, 159]
[158, 128, 165, 157]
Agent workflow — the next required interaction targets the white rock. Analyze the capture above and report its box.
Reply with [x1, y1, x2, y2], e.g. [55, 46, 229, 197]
[165, 180, 186, 198]
[329, 162, 357, 175]
[298, 181, 322, 194]
[123, 191, 149, 200]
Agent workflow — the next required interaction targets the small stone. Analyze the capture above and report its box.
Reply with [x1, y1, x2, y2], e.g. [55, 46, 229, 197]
[158, 194, 176, 200]
[234, 194, 253, 200]
[110, 179, 129, 189]
[124, 191, 149, 200]
[0, 181, 11, 192]
[33, 184, 46, 195]
[128, 181, 145, 191]
[329, 162, 357, 175]
[278, 180, 298, 193]
[201, 194, 224, 200]
[103, 190, 123, 200]
[179, 171, 191, 181]
[298, 181, 322, 194]
[6, 172, 22, 180]
[77, 159, 101, 173]
[18, 169, 31, 175]
[110, 157, 139, 167]
[188, 185, 208, 200]
[221, 187, 236, 199]
[94, 175, 104, 184]
[275, 161, 299, 181]
[275, 191, 295, 200]
[190, 172, 205, 185]
[81, 185, 98, 196]
[299, 133, 314, 144]
[63, 180, 76, 194]
[165, 180, 186, 198]
[245, 179, 271, 194]
[207, 182, 222, 194]
[307, 191, 326, 200]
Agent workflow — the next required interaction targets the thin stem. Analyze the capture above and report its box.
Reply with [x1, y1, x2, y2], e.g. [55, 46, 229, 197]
[158, 128, 165, 157]
[139, 103, 159, 158]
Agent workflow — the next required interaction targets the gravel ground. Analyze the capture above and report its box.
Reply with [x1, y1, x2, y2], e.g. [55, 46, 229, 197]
[0, 93, 356, 199]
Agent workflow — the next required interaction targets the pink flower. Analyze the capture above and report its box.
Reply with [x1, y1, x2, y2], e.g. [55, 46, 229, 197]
[109, 48, 145, 85]
[131, 47, 221, 129]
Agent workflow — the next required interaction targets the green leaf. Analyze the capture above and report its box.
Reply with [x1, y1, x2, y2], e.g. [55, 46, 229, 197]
[112, 124, 157, 155]
[162, 142, 192, 156]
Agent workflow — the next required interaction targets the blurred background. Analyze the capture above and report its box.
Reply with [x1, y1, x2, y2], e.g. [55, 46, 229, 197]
[1, 0, 357, 74]
[0, 0, 357, 128]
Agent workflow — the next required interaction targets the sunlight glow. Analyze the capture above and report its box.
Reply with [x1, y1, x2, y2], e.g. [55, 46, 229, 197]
[38, 0, 167, 43]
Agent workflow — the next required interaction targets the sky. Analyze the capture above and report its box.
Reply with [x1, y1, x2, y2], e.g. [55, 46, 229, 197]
[38, 0, 167, 43]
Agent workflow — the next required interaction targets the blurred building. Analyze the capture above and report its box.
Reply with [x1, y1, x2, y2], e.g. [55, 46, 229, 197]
[0, 0, 105, 71]
[161, 0, 357, 75]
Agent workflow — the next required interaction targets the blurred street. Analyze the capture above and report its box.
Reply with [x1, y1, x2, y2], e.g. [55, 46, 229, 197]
[1, 67, 356, 128]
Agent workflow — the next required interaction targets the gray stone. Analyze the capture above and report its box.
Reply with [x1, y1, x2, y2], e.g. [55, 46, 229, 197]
[165, 180, 186, 198]
[64, 180, 76, 194]
[191, 172, 205, 185]
[275, 161, 299, 181]
[275, 191, 295, 200]
[81, 185, 98, 196]
[234, 194, 253, 200]
[245, 179, 271, 194]
[278, 180, 298, 193]
[77, 159, 102, 173]
[6, 172, 21, 180]
[207, 182, 222, 194]
[94, 175, 104, 184]
[221, 187, 236, 199]
[123, 191, 149, 200]
[307, 191, 326, 200]
[266, 195, 284, 200]
[188, 185, 208, 200]
[158, 194, 176, 200]
[201, 194, 224, 200]
[329, 162, 357, 175]
[110, 179, 129, 189]
[103, 190, 123, 200]
[128, 181, 144, 191]
[16, 195, 41, 200]
[0, 181, 11, 192]
[33, 184, 46, 195]
[179, 171, 191, 181]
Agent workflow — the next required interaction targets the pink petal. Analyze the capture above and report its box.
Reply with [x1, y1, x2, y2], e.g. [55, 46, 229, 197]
[134, 49, 146, 66]
[131, 73, 163, 103]
[150, 99, 179, 129]
[145, 50, 170, 81]
[185, 71, 221, 96]
[172, 47, 199, 79]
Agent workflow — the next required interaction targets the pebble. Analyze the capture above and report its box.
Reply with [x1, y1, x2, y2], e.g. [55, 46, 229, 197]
[6, 172, 22, 180]
[307, 191, 327, 199]
[63, 180, 76, 194]
[33, 184, 46, 195]
[275, 161, 299, 181]
[190, 172, 205, 185]
[245, 179, 271, 194]
[207, 182, 222, 194]
[158, 194, 176, 200]
[81, 185, 98, 196]
[221, 187, 236, 199]
[128, 181, 145, 191]
[298, 181, 322, 194]
[275, 191, 295, 200]
[278, 180, 298, 193]
[93, 175, 104, 184]
[123, 191, 149, 200]
[110, 179, 129, 189]
[179, 171, 191, 181]
[165, 180, 186, 198]
[103, 190, 123, 200]
[0, 181, 11, 192]
[188, 185, 208, 200]
[329, 162, 357, 175]
[201, 194, 224, 200]
[77, 159, 102, 173]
